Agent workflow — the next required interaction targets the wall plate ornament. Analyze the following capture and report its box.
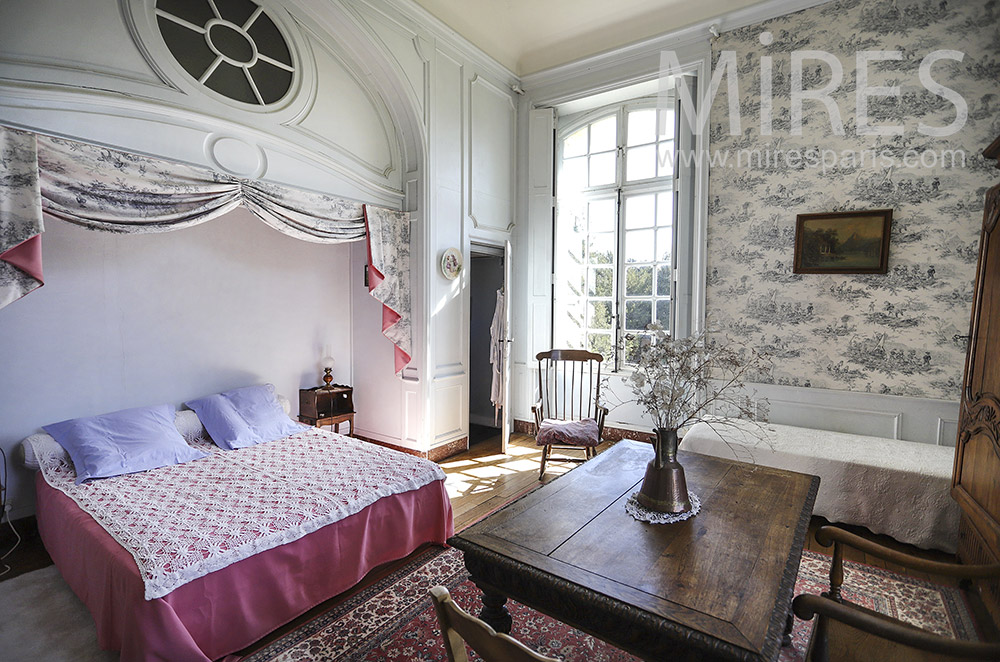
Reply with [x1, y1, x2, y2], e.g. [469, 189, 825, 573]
[440, 248, 462, 280]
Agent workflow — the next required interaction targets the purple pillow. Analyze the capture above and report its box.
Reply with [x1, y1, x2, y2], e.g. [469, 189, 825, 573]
[185, 384, 306, 450]
[43, 404, 207, 484]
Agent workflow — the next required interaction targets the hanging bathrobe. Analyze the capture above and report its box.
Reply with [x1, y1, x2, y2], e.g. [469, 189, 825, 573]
[489, 288, 505, 422]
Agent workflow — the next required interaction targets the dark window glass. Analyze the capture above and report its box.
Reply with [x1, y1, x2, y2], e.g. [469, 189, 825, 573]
[205, 62, 257, 104]
[250, 60, 293, 104]
[156, 17, 216, 79]
[213, 0, 259, 26]
[246, 14, 292, 66]
[156, 0, 293, 106]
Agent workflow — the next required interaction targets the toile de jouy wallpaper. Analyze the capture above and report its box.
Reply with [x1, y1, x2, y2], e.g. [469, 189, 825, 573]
[707, 0, 999, 401]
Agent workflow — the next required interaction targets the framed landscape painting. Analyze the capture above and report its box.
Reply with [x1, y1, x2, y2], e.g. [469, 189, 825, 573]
[793, 209, 892, 274]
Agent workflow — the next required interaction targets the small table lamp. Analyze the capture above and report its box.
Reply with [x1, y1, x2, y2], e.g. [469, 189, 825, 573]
[321, 356, 336, 389]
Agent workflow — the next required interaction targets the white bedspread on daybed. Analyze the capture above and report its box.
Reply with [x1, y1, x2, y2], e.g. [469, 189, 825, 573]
[29, 427, 446, 599]
[683, 421, 960, 552]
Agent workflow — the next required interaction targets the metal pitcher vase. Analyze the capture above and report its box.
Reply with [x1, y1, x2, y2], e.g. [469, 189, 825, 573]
[636, 427, 692, 514]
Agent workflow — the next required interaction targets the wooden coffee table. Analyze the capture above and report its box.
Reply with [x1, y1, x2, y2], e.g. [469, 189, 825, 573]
[449, 439, 819, 662]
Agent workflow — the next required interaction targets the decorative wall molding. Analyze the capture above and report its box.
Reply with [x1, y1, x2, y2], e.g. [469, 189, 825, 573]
[737, 382, 960, 446]
[285, 24, 398, 182]
[937, 417, 960, 447]
[469, 74, 516, 233]
[338, 1, 430, 131]
[433, 381, 465, 441]
[203, 133, 268, 178]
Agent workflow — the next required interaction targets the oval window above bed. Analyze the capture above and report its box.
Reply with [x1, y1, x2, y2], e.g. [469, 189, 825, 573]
[155, 0, 295, 106]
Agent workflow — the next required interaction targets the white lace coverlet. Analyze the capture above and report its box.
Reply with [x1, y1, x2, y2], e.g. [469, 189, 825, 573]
[36, 428, 447, 600]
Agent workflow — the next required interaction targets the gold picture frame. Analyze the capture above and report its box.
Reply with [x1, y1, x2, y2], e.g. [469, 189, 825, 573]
[793, 209, 892, 274]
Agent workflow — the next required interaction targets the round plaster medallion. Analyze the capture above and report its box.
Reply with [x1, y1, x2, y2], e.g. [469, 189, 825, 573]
[204, 134, 267, 178]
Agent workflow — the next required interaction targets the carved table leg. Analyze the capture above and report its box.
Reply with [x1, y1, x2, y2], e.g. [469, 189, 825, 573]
[476, 583, 513, 634]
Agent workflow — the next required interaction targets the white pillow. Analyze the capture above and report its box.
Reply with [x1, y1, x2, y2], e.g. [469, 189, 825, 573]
[174, 409, 208, 443]
[277, 394, 291, 416]
[21, 433, 69, 471]
[21, 408, 215, 470]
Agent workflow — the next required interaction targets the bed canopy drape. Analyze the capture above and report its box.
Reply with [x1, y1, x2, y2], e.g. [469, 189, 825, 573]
[0, 125, 411, 372]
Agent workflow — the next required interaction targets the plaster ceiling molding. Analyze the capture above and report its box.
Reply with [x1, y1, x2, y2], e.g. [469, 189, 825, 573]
[410, 0, 771, 75]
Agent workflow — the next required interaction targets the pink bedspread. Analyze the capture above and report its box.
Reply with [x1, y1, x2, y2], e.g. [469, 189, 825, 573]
[36, 473, 453, 662]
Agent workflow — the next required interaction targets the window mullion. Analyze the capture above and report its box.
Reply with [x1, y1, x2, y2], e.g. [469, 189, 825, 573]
[614, 107, 628, 371]
[614, 186, 625, 371]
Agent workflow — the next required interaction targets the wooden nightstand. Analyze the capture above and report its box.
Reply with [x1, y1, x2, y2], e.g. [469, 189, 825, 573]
[298, 385, 355, 437]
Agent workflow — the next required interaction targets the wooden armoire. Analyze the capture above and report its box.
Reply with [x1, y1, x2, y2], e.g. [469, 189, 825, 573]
[952, 133, 1000, 624]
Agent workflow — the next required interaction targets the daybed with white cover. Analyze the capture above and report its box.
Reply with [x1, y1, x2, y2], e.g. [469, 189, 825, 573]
[22, 410, 453, 662]
[682, 420, 959, 552]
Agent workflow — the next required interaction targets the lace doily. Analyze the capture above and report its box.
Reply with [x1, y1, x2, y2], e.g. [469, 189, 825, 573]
[625, 491, 701, 524]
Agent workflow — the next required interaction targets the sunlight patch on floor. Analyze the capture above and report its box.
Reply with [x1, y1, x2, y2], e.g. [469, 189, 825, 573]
[439, 458, 477, 469]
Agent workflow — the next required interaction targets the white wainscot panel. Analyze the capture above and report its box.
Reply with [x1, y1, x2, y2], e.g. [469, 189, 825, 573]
[433, 381, 465, 441]
[511, 361, 530, 420]
[294, 33, 396, 183]
[531, 300, 551, 360]
[936, 417, 960, 448]
[431, 187, 465, 374]
[736, 382, 960, 445]
[434, 49, 463, 188]
[404, 387, 420, 445]
[529, 194, 553, 297]
[469, 75, 515, 233]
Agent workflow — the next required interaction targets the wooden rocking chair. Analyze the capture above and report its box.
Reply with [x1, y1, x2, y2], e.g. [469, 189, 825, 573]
[792, 525, 1000, 661]
[532, 349, 608, 479]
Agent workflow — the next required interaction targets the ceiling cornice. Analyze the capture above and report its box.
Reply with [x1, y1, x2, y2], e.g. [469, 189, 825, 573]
[521, 0, 833, 102]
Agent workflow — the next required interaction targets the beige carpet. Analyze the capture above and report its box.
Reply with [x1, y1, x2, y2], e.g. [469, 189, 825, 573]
[0, 566, 117, 662]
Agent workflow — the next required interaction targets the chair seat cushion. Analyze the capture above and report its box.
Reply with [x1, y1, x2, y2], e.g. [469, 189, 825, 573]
[536, 418, 600, 447]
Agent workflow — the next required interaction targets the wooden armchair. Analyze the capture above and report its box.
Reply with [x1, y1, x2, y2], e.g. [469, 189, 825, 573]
[430, 586, 558, 662]
[792, 525, 1000, 661]
[532, 349, 608, 479]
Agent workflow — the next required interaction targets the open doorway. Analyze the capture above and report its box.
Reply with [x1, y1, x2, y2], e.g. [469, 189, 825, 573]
[468, 244, 506, 449]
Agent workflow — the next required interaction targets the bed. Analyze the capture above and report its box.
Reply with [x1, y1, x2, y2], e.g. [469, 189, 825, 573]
[25, 418, 453, 662]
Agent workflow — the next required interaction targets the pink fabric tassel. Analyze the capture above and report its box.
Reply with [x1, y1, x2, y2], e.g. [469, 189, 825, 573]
[0, 233, 44, 282]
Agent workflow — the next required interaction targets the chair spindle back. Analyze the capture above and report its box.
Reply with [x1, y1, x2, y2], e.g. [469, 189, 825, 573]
[535, 349, 603, 422]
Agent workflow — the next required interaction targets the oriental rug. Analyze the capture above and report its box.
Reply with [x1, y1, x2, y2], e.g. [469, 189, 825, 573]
[242, 546, 980, 662]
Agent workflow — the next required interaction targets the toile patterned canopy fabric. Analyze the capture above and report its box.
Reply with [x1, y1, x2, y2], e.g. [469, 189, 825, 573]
[364, 205, 412, 374]
[0, 125, 411, 372]
[0, 128, 44, 308]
